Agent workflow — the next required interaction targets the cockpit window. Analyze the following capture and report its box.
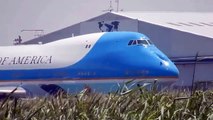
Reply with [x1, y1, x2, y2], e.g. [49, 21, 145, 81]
[128, 39, 153, 46]
[137, 40, 148, 45]
[132, 40, 137, 45]
[147, 40, 153, 45]
[128, 40, 133, 45]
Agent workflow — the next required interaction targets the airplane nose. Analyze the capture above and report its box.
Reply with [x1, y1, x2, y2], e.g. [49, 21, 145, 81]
[154, 52, 179, 78]
[160, 60, 179, 77]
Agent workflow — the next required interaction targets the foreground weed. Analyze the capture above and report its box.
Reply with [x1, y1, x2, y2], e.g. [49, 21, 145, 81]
[0, 85, 212, 119]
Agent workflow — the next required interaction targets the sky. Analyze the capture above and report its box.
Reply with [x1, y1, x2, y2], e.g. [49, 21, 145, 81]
[1, 0, 213, 46]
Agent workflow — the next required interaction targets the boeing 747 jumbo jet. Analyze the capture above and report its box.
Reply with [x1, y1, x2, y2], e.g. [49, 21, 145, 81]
[0, 32, 179, 97]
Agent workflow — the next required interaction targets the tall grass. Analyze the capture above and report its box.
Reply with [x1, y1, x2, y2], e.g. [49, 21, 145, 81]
[0, 85, 212, 120]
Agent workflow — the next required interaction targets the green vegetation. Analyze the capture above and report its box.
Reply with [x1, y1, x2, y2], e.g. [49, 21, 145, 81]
[0, 85, 213, 120]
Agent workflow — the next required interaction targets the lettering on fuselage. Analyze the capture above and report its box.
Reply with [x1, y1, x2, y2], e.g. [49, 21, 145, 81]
[0, 56, 52, 65]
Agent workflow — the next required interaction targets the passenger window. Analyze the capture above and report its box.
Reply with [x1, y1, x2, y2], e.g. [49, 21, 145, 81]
[88, 45, 91, 48]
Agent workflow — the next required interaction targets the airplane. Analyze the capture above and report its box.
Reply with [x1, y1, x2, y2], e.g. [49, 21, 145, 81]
[0, 31, 179, 97]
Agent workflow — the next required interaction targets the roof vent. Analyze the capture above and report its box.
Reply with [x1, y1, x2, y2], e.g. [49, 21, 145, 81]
[188, 22, 203, 26]
[199, 22, 213, 26]
[178, 22, 193, 26]
[167, 22, 182, 26]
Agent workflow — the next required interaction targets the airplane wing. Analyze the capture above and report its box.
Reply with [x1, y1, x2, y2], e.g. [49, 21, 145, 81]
[0, 86, 27, 99]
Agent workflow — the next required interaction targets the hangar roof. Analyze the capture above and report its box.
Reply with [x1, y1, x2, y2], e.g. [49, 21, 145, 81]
[113, 12, 213, 38]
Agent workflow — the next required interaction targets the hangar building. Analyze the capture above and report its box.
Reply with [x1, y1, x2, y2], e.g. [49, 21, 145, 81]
[24, 12, 213, 88]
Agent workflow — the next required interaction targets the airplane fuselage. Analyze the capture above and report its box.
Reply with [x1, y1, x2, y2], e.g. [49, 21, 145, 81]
[0, 32, 179, 96]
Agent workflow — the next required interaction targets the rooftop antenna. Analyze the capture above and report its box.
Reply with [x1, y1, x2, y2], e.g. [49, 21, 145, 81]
[115, 0, 119, 12]
[115, 0, 123, 12]
[102, 0, 113, 12]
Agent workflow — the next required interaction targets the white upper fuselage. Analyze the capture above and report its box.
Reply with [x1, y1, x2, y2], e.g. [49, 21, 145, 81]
[0, 33, 104, 70]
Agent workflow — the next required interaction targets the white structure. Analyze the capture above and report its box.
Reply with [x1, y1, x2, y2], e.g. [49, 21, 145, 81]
[24, 12, 213, 88]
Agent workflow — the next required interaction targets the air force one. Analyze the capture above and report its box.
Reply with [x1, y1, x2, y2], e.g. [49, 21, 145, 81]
[0, 32, 179, 97]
